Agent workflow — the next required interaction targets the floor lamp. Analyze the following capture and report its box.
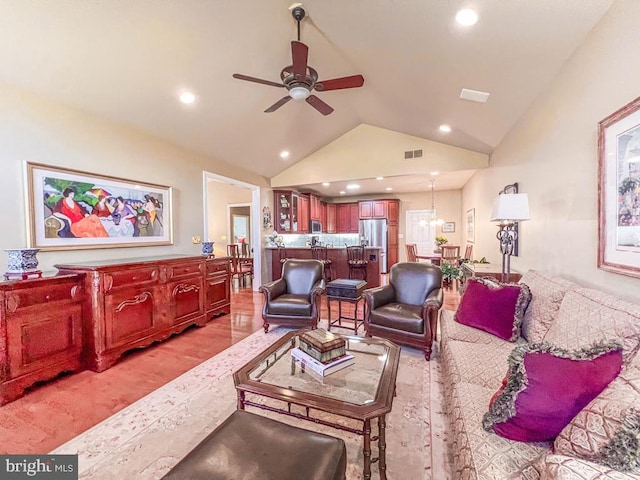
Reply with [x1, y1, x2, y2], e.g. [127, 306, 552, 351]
[490, 193, 530, 282]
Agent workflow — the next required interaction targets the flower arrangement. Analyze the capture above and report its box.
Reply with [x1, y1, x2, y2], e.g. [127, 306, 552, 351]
[435, 236, 449, 247]
[267, 231, 284, 247]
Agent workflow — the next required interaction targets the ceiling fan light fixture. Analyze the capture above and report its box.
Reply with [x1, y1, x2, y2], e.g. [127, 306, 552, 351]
[289, 86, 310, 100]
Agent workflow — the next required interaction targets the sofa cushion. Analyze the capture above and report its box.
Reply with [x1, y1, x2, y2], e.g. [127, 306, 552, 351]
[455, 278, 531, 341]
[441, 309, 511, 346]
[554, 356, 640, 472]
[483, 342, 623, 443]
[543, 288, 640, 363]
[267, 294, 312, 316]
[448, 381, 549, 480]
[543, 454, 640, 480]
[441, 338, 521, 392]
[518, 270, 578, 343]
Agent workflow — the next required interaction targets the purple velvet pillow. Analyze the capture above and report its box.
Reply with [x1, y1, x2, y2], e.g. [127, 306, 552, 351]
[454, 278, 531, 341]
[483, 342, 623, 443]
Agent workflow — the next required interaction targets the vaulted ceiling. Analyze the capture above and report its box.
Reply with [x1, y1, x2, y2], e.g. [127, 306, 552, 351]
[0, 0, 613, 192]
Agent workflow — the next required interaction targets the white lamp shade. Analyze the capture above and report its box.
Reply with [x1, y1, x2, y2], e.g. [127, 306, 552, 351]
[490, 193, 530, 221]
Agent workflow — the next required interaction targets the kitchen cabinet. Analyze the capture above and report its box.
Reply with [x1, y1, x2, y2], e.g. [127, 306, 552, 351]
[56, 255, 225, 372]
[336, 203, 359, 233]
[0, 273, 84, 405]
[387, 200, 400, 224]
[387, 224, 399, 268]
[320, 202, 327, 232]
[326, 203, 337, 233]
[298, 194, 309, 233]
[309, 195, 322, 222]
[359, 200, 388, 219]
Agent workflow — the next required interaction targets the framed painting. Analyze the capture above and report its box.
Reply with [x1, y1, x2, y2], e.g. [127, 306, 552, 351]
[598, 96, 640, 278]
[442, 222, 455, 233]
[25, 162, 173, 251]
[466, 208, 475, 244]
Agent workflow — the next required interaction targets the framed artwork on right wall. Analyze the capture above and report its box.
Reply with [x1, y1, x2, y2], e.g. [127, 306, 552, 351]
[466, 208, 475, 244]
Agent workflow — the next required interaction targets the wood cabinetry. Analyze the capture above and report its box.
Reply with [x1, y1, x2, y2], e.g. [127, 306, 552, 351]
[320, 202, 327, 232]
[326, 203, 337, 233]
[205, 257, 231, 317]
[309, 195, 321, 222]
[298, 194, 309, 233]
[386, 200, 400, 269]
[359, 200, 388, 219]
[56, 255, 230, 372]
[387, 200, 399, 224]
[336, 203, 359, 233]
[0, 274, 84, 405]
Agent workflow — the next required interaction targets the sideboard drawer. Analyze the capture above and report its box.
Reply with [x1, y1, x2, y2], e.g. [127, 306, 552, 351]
[105, 267, 159, 291]
[5, 282, 81, 313]
[207, 259, 230, 275]
[168, 261, 204, 279]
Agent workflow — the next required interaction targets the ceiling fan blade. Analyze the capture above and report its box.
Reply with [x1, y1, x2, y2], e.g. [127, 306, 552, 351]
[305, 95, 334, 116]
[233, 73, 284, 88]
[291, 41, 309, 78]
[264, 96, 292, 113]
[316, 74, 365, 92]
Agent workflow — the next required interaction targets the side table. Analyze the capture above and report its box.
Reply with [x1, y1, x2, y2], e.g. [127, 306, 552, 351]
[326, 278, 367, 334]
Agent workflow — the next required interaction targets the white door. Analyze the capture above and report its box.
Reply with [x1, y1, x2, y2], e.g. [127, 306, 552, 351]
[405, 210, 436, 257]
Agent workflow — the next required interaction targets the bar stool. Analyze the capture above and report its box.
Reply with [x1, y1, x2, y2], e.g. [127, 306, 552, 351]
[346, 245, 368, 281]
[311, 245, 333, 282]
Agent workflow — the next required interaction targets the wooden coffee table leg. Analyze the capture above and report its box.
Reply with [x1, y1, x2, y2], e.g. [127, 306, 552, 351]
[379, 415, 387, 479]
[237, 390, 245, 410]
[363, 419, 372, 480]
[327, 297, 332, 331]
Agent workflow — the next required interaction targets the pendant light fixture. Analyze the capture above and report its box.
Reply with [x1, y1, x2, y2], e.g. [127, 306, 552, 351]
[429, 180, 445, 226]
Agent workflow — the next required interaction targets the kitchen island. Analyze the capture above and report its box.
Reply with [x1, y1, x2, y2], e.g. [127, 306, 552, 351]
[266, 247, 381, 288]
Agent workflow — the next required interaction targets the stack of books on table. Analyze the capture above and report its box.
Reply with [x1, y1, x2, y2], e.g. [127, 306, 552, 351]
[298, 328, 346, 363]
[291, 347, 355, 377]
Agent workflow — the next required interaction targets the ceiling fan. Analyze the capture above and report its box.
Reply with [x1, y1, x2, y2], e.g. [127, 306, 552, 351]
[232, 6, 364, 116]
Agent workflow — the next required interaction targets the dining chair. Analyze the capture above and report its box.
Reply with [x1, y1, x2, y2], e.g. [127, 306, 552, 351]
[406, 243, 418, 262]
[227, 244, 253, 287]
[440, 245, 461, 267]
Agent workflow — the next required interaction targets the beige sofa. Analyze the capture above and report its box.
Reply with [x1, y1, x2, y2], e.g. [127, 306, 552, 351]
[440, 269, 640, 479]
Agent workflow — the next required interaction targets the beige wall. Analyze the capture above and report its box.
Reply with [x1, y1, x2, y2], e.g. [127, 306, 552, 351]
[462, 0, 640, 302]
[0, 80, 269, 273]
[205, 180, 252, 257]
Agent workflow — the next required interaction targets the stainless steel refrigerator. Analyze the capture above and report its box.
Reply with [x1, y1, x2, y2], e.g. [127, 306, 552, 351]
[359, 219, 388, 273]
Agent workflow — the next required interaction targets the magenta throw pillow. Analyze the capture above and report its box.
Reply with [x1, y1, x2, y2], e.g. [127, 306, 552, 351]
[454, 278, 531, 341]
[483, 342, 623, 443]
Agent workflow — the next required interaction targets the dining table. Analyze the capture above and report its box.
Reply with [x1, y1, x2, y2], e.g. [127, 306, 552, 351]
[415, 253, 441, 266]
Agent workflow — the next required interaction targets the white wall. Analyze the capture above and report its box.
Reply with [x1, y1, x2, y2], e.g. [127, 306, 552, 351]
[462, 0, 640, 302]
[206, 180, 252, 258]
[0, 80, 269, 273]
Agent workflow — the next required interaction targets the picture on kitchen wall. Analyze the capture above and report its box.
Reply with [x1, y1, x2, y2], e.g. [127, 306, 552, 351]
[26, 162, 173, 250]
[466, 208, 475, 244]
[442, 222, 455, 233]
[598, 95, 640, 278]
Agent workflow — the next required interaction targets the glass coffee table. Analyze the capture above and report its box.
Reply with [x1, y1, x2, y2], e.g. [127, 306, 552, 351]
[233, 330, 401, 480]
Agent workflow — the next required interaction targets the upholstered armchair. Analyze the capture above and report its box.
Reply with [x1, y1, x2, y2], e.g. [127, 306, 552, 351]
[260, 259, 325, 333]
[363, 262, 443, 360]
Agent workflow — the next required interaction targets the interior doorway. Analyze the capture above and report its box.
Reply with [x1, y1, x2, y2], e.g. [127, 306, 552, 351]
[203, 172, 260, 291]
[405, 210, 436, 258]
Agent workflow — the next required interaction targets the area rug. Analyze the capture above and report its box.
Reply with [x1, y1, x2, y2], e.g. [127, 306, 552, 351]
[52, 322, 451, 479]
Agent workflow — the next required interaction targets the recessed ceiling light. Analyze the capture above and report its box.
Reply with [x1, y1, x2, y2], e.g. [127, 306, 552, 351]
[322, 182, 330, 187]
[339, 191, 346, 195]
[376, 176, 384, 180]
[430, 171, 440, 176]
[179, 91, 196, 104]
[346, 184, 360, 190]
[279, 150, 290, 159]
[386, 187, 393, 191]
[439, 125, 451, 133]
[456, 8, 478, 26]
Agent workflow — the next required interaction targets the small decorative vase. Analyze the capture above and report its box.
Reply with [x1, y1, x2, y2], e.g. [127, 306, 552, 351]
[5, 248, 41, 273]
[201, 241, 214, 256]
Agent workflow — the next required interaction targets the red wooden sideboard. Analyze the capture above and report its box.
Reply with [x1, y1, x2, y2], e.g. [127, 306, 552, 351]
[56, 255, 231, 372]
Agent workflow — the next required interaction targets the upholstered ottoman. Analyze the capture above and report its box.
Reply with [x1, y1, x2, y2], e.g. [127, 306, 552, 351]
[162, 409, 347, 480]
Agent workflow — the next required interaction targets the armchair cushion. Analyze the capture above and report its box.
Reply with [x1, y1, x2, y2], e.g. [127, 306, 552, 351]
[368, 303, 424, 334]
[267, 294, 313, 316]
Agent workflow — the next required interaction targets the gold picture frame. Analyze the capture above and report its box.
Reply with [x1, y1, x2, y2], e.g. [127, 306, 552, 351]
[25, 162, 173, 251]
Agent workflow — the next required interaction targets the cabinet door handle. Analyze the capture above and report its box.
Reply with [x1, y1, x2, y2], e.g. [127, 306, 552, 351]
[115, 291, 152, 313]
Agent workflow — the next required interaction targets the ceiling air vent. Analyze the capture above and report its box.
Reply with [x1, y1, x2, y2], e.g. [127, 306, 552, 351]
[404, 149, 423, 159]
